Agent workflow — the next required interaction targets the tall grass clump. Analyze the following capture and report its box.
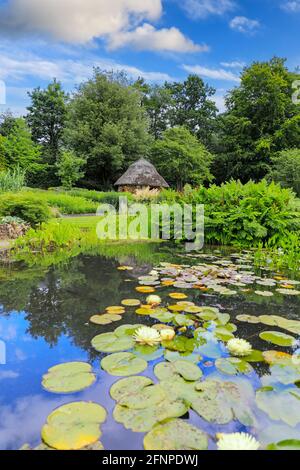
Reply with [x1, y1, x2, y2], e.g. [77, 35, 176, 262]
[0, 167, 26, 192]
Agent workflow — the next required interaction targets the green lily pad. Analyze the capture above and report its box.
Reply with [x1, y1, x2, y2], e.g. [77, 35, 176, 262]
[101, 352, 147, 376]
[259, 331, 297, 347]
[214, 326, 235, 342]
[164, 350, 202, 363]
[114, 399, 188, 433]
[264, 364, 300, 385]
[117, 384, 166, 410]
[256, 385, 300, 427]
[42, 362, 96, 394]
[236, 314, 260, 324]
[133, 344, 164, 361]
[154, 360, 202, 382]
[143, 419, 208, 450]
[259, 316, 300, 335]
[174, 315, 194, 327]
[150, 311, 174, 323]
[90, 314, 122, 325]
[192, 379, 255, 425]
[114, 324, 143, 337]
[41, 402, 106, 450]
[162, 336, 195, 353]
[267, 439, 300, 450]
[110, 376, 153, 402]
[91, 332, 135, 353]
[242, 350, 264, 362]
[215, 357, 253, 376]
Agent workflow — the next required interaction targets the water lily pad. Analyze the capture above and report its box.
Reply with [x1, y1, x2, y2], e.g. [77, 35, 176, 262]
[150, 311, 174, 323]
[276, 289, 300, 296]
[184, 306, 204, 314]
[41, 402, 106, 450]
[42, 362, 96, 394]
[256, 385, 300, 427]
[121, 299, 141, 307]
[133, 344, 164, 361]
[242, 350, 264, 362]
[105, 306, 125, 314]
[236, 314, 260, 324]
[168, 304, 185, 312]
[90, 314, 122, 325]
[259, 315, 300, 335]
[162, 336, 195, 353]
[101, 352, 147, 376]
[114, 324, 143, 337]
[254, 291, 274, 297]
[174, 315, 194, 327]
[136, 307, 153, 315]
[192, 379, 254, 425]
[266, 364, 300, 385]
[259, 331, 296, 347]
[267, 439, 300, 450]
[114, 399, 188, 433]
[215, 357, 253, 376]
[136, 286, 155, 293]
[91, 332, 135, 353]
[169, 293, 188, 300]
[143, 419, 208, 450]
[214, 326, 235, 342]
[164, 350, 202, 363]
[154, 360, 202, 382]
[263, 350, 295, 365]
[110, 376, 153, 401]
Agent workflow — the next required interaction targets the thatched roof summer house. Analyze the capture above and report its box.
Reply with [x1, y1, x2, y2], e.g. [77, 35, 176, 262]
[115, 158, 169, 193]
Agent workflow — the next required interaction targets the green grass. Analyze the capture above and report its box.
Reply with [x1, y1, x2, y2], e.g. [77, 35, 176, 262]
[58, 215, 102, 230]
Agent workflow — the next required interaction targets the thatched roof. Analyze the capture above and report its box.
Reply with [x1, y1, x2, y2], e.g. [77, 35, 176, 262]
[115, 158, 169, 188]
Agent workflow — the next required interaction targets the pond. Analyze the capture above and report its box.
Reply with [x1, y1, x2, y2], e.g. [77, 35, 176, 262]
[0, 243, 300, 450]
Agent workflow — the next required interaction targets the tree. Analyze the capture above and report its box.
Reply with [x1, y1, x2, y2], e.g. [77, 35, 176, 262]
[26, 79, 68, 185]
[166, 75, 217, 147]
[151, 126, 214, 191]
[269, 148, 300, 196]
[0, 118, 41, 181]
[56, 151, 85, 189]
[213, 57, 300, 183]
[65, 70, 151, 189]
[0, 111, 17, 137]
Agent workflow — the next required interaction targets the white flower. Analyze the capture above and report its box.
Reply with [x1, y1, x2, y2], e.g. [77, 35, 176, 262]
[227, 338, 252, 357]
[160, 329, 175, 341]
[146, 295, 162, 306]
[217, 433, 260, 451]
[133, 326, 161, 346]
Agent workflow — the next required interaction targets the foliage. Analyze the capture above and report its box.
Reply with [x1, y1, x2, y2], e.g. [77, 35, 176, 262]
[159, 179, 300, 246]
[0, 193, 51, 225]
[0, 166, 26, 192]
[269, 148, 300, 196]
[56, 150, 85, 189]
[0, 118, 41, 181]
[27, 79, 68, 186]
[22, 190, 98, 214]
[65, 70, 150, 189]
[151, 126, 214, 190]
[213, 58, 300, 183]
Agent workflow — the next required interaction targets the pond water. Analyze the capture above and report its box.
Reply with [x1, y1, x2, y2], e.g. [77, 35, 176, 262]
[0, 243, 300, 450]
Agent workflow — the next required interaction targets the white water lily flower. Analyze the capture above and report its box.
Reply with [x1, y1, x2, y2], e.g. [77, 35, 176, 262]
[217, 433, 260, 451]
[133, 326, 161, 346]
[160, 328, 176, 341]
[146, 295, 162, 306]
[227, 338, 252, 357]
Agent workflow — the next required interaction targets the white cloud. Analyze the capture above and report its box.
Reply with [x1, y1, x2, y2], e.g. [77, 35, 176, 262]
[0, 0, 162, 43]
[182, 64, 240, 82]
[0, 0, 202, 53]
[108, 23, 207, 53]
[221, 61, 246, 69]
[180, 0, 236, 19]
[281, 1, 300, 12]
[229, 16, 260, 34]
[0, 49, 173, 84]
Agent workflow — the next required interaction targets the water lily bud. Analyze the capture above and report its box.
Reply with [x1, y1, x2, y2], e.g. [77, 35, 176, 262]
[146, 295, 162, 306]
[160, 329, 175, 341]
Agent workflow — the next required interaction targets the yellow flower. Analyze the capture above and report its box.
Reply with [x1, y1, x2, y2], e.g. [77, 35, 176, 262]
[146, 295, 162, 306]
[160, 329, 176, 341]
[227, 338, 252, 357]
[133, 327, 161, 346]
[217, 433, 260, 451]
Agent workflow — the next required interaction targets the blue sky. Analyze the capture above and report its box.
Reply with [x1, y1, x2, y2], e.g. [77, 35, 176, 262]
[0, 0, 299, 115]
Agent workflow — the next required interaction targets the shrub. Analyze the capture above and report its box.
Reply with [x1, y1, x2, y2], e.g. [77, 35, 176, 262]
[159, 180, 300, 247]
[0, 193, 51, 225]
[133, 187, 160, 203]
[0, 167, 26, 192]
